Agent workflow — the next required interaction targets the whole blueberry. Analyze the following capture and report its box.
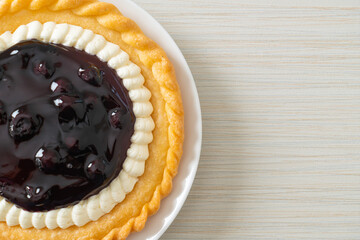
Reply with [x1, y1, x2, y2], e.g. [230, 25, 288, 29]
[85, 154, 107, 180]
[35, 147, 60, 173]
[33, 61, 54, 78]
[9, 108, 43, 143]
[108, 108, 124, 129]
[78, 66, 104, 87]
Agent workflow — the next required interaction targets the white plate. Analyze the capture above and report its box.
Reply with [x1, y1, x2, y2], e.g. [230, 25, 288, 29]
[102, 0, 202, 239]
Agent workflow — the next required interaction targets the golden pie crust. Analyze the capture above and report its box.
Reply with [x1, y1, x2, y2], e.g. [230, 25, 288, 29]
[0, 0, 184, 239]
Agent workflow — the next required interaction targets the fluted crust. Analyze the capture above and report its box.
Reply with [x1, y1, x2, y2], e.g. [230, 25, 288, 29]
[0, 0, 184, 239]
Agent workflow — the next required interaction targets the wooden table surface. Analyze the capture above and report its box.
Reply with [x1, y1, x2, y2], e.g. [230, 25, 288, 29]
[131, 0, 360, 239]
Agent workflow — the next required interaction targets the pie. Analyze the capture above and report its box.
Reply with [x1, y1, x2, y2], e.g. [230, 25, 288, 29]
[0, 0, 184, 239]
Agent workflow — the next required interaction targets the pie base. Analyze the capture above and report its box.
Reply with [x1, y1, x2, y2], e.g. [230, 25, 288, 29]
[0, 0, 184, 239]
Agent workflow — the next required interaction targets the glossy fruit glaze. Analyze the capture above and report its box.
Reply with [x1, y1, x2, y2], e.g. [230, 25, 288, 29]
[0, 40, 135, 212]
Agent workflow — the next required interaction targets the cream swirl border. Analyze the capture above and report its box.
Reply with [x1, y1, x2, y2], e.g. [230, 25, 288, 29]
[0, 21, 154, 230]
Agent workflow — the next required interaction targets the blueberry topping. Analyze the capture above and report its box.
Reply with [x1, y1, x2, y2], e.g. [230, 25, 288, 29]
[25, 185, 34, 199]
[54, 95, 87, 126]
[33, 61, 46, 75]
[33, 61, 54, 78]
[35, 147, 60, 173]
[101, 96, 119, 111]
[50, 78, 73, 93]
[0, 40, 134, 212]
[0, 65, 5, 79]
[109, 108, 124, 129]
[9, 108, 43, 144]
[0, 101, 7, 125]
[21, 53, 31, 69]
[85, 154, 107, 180]
[78, 66, 104, 86]
[64, 136, 78, 149]
[84, 92, 98, 110]
[59, 107, 76, 124]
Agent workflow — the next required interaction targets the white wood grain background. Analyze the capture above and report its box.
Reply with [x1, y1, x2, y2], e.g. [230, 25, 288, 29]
[132, 0, 360, 239]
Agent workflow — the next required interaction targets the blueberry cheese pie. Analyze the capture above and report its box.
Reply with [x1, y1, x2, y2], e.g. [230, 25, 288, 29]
[0, 0, 184, 239]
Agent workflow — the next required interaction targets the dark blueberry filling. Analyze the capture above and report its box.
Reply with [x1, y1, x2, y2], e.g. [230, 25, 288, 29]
[0, 40, 135, 212]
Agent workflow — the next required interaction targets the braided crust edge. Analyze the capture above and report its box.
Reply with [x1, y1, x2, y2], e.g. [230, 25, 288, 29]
[0, 0, 184, 239]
